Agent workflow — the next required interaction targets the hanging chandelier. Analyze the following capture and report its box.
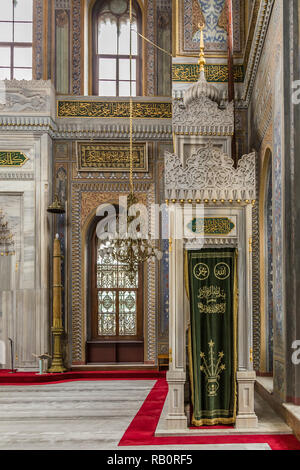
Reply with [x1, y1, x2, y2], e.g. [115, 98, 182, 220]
[98, 191, 163, 282]
[99, 0, 163, 280]
[0, 209, 15, 256]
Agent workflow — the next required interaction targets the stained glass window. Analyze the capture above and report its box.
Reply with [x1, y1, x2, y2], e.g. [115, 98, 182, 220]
[96, 239, 140, 337]
[119, 291, 137, 335]
[93, 0, 140, 96]
[0, 0, 33, 80]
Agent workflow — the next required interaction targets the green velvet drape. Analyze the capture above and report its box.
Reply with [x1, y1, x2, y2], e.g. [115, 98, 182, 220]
[187, 248, 238, 426]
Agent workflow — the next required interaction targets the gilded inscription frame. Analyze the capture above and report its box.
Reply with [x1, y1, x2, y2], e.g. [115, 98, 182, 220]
[76, 141, 149, 172]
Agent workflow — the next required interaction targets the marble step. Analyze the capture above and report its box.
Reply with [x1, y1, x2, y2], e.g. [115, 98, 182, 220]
[0, 411, 141, 420]
[0, 380, 153, 420]
[0, 382, 153, 392]
[0, 418, 130, 432]
[0, 397, 145, 420]
[0, 394, 146, 402]
[0, 431, 121, 450]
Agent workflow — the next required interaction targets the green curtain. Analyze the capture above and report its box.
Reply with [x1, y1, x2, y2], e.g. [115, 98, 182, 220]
[187, 248, 238, 426]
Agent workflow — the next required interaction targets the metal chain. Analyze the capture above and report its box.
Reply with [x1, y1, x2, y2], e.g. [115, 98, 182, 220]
[129, 0, 133, 194]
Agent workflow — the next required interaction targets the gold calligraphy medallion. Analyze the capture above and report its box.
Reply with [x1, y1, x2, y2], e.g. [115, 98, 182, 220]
[214, 262, 230, 280]
[193, 263, 210, 280]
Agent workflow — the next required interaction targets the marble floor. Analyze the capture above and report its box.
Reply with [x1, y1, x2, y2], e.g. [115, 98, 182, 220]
[0, 380, 292, 450]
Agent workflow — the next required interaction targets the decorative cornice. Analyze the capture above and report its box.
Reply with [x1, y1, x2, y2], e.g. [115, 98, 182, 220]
[56, 122, 172, 140]
[242, 0, 275, 105]
[243, 0, 262, 72]
[0, 116, 172, 140]
[0, 79, 52, 89]
[72, 181, 154, 193]
[0, 116, 56, 134]
[0, 171, 34, 180]
[185, 238, 238, 249]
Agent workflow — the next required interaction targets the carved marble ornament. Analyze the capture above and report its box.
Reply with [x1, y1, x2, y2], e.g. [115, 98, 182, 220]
[165, 142, 256, 201]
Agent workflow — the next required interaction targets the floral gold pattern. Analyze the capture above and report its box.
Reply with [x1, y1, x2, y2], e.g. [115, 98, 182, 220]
[200, 340, 226, 397]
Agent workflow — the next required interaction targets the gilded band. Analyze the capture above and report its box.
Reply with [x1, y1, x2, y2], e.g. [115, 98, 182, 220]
[172, 64, 244, 83]
[57, 100, 172, 119]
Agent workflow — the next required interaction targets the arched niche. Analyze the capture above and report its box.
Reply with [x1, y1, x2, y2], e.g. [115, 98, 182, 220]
[75, 198, 155, 366]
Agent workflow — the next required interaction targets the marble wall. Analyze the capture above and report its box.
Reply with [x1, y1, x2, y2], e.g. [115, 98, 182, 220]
[265, 163, 274, 372]
[247, 0, 300, 405]
[282, 0, 300, 405]
[0, 131, 52, 369]
[248, 0, 293, 400]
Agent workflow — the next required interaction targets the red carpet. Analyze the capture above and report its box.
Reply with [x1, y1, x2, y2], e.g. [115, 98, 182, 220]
[0, 369, 165, 385]
[119, 379, 300, 450]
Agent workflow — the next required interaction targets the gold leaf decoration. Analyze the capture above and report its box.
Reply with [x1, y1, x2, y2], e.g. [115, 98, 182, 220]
[192, 0, 206, 36]
[218, 2, 228, 32]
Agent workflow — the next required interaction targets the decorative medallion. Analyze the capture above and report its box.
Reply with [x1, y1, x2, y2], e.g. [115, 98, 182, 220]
[214, 262, 231, 280]
[193, 263, 210, 280]
[77, 141, 148, 172]
[0, 151, 29, 167]
[57, 100, 172, 119]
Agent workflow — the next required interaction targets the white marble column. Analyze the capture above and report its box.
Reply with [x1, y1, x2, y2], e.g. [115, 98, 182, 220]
[235, 204, 258, 428]
[165, 205, 188, 430]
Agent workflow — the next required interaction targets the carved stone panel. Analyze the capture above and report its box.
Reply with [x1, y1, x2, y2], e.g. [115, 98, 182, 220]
[172, 98, 234, 136]
[165, 142, 256, 201]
